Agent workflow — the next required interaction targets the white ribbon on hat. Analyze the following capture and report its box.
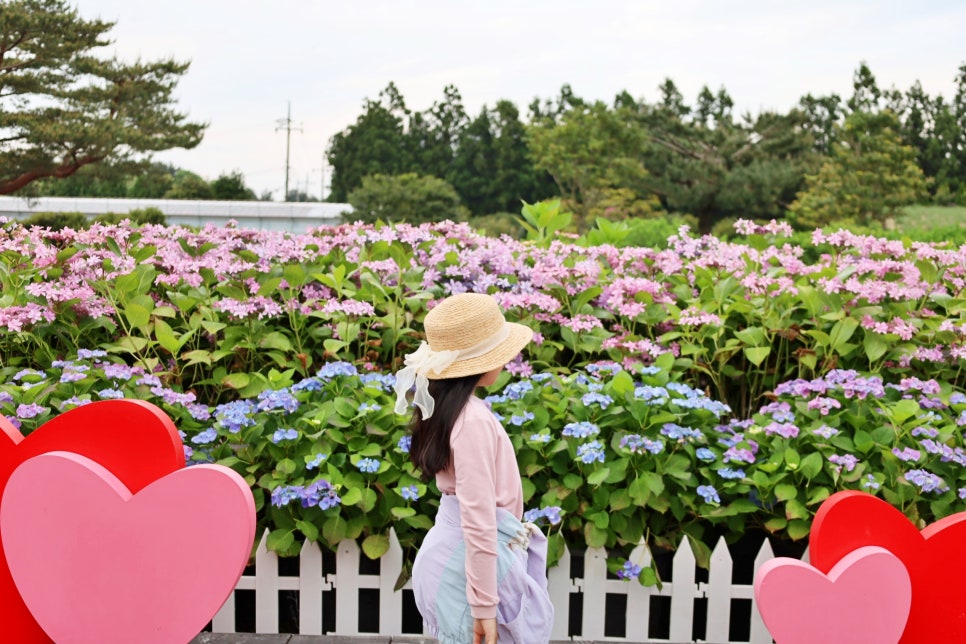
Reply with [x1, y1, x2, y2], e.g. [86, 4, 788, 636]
[393, 323, 510, 419]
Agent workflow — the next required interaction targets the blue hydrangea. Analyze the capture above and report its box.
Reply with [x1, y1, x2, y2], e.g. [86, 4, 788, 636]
[191, 428, 218, 445]
[620, 434, 664, 455]
[16, 403, 47, 419]
[291, 377, 323, 392]
[59, 395, 91, 408]
[257, 389, 300, 413]
[101, 363, 135, 381]
[400, 485, 419, 501]
[862, 475, 881, 491]
[0, 391, 14, 404]
[637, 365, 661, 375]
[214, 400, 256, 433]
[271, 485, 304, 508]
[697, 485, 721, 504]
[397, 435, 412, 453]
[503, 380, 534, 400]
[696, 448, 716, 461]
[576, 440, 606, 464]
[77, 349, 108, 359]
[904, 469, 949, 494]
[13, 369, 45, 381]
[59, 364, 89, 383]
[672, 395, 731, 416]
[616, 560, 642, 581]
[356, 457, 381, 473]
[523, 506, 562, 525]
[716, 467, 745, 480]
[634, 385, 669, 405]
[358, 402, 382, 413]
[306, 453, 327, 469]
[316, 362, 358, 380]
[563, 421, 600, 439]
[136, 374, 162, 388]
[360, 373, 395, 391]
[581, 392, 613, 409]
[661, 423, 703, 441]
[950, 392, 966, 405]
[97, 388, 124, 400]
[509, 412, 535, 426]
[271, 428, 298, 443]
[529, 433, 551, 443]
[304, 479, 341, 510]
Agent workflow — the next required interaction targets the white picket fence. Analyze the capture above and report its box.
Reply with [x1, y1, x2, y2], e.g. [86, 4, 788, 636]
[211, 529, 789, 643]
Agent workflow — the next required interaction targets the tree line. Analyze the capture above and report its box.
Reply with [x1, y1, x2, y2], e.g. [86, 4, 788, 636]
[328, 65, 966, 232]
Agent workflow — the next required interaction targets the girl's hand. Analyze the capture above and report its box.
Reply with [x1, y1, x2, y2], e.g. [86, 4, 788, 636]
[473, 617, 497, 643]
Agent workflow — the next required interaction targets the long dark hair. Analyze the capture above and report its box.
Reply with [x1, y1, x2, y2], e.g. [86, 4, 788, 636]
[409, 374, 481, 480]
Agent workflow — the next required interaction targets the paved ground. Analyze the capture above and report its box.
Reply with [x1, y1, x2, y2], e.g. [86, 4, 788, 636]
[190, 635, 644, 644]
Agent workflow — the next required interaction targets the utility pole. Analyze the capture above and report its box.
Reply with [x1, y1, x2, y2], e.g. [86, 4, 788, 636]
[275, 101, 302, 201]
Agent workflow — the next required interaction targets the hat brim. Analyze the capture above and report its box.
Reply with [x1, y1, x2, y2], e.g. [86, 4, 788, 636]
[426, 322, 533, 380]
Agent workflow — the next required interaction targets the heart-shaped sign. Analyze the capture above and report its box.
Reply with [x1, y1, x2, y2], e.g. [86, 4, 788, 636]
[755, 545, 911, 644]
[810, 490, 966, 643]
[0, 400, 186, 642]
[1, 451, 255, 644]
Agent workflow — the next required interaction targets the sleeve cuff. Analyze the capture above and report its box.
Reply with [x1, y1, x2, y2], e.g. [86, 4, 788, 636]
[470, 604, 497, 620]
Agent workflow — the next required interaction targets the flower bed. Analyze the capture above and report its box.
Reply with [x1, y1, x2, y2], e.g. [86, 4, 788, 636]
[2, 217, 966, 580]
[1, 218, 964, 418]
[3, 351, 964, 582]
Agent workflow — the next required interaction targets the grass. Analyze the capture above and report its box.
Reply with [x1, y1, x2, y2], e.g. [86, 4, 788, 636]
[899, 205, 966, 230]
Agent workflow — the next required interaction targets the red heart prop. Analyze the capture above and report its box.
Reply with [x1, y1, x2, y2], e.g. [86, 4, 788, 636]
[810, 490, 966, 643]
[0, 400, 185, 643]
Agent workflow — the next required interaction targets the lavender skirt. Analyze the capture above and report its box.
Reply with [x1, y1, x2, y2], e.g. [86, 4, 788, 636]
[411, 495, 554, 644]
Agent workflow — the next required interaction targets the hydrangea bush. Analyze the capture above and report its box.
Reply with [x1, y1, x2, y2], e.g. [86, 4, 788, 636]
[3, 350, 964, 586]
[1, 217, 965, 419]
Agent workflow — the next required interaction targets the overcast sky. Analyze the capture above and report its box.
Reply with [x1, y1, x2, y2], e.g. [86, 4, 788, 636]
[74, 0, 966, 201]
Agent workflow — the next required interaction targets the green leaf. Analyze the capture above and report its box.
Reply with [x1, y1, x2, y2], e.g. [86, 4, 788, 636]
[829, 317, 859, 353]
[584, 522, 608, 549]
[341, 487, 363, 506]
[890, 399, 921, 424]
[362, 534, 390, 559]
[391, 506, 416, 519]
[787, 519, 811, 540]
[123, 294, 155, 329]
[221, 373, 251, 390]
[322, 516, 347, 545]
[743, 346, 771, 366]
[863, 333, 889, 362]
[266, 529, 294, 553]
[296, 520, 319, 542]
[587, 467, 611, 486]
[775, 484, 798, 501]
[799, 452, 824, 479]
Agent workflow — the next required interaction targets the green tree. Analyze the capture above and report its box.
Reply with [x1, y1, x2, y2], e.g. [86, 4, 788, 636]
[528, 99, 658, 229]
[211, 171, 256, 200]
[163, 170, 213, 200]
[787, 111, 927, 229]
[408, 84, 468, 181]
[326, 83, 411, 202]
[0, 0, 205, 194]
[345, 173, 468, 224]
[640, 81, 817, 233]
[450, 100, 554, 215]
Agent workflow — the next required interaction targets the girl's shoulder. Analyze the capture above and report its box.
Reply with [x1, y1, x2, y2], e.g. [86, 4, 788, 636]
[450, 396, 501, 441]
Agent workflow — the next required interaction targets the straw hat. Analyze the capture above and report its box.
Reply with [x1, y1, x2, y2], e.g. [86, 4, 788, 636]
[422, 293, 532, 379]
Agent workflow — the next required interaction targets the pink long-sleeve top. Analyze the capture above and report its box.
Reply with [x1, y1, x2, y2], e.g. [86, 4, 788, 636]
[435, 395, 523, 620]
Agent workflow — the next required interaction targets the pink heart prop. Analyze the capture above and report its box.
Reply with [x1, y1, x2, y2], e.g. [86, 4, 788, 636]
[754, 546, 911, 644]
[1, 451, 255, 644]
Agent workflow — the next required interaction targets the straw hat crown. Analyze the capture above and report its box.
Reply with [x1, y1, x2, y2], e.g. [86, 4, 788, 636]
[423, 293, 532, 379]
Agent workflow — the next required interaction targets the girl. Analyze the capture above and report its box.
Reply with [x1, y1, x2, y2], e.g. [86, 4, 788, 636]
[394, 293, 554, 644]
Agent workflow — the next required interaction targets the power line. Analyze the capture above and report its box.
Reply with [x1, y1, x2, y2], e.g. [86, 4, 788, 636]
[275, 101, 302, 201]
